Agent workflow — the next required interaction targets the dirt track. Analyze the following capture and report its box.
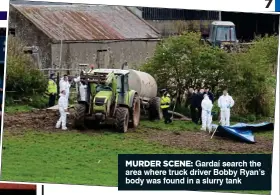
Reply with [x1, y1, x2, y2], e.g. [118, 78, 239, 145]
[3, 109, 273, 154]
[147, 130, 273, 153]
[4, 110, 59, 130]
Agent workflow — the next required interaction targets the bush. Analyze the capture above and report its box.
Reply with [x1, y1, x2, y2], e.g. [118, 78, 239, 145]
[6, 36, 47, 100]
[173, 104, 190, 117]
[230, 35, 277, 117]
[142, 32, 277, 118]
[29, 95, 49, 109]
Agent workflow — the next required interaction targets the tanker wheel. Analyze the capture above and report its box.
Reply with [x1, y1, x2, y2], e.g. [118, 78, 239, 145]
[148, 97, 162, 121]
[73, 103, 86, 129]
[115, 107, 129, 133]
[129, 94, 141, 128]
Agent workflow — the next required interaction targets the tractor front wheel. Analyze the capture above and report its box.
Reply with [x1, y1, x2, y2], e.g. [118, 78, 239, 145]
[73, 103, 86, 129]
[115, 107, 129, 133]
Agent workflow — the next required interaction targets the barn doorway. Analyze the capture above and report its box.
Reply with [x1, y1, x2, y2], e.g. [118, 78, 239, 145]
[97, 49, 110, 68]
[221, 12, 279, 42]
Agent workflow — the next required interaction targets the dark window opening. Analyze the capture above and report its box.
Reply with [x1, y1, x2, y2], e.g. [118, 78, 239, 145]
[221, 12, 279, 41]
[24, 50, 33, 54]
[9, 28, 15, 36]
[97, 49, 109, 68]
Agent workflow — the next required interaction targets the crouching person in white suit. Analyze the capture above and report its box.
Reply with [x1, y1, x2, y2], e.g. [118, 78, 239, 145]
[56, 90, 68, 130]
[218, 90, 235, 126]
[201, 94, 213, 131]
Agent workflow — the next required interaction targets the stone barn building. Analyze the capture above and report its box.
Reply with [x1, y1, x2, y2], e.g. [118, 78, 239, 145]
[8, 3, 161, 73]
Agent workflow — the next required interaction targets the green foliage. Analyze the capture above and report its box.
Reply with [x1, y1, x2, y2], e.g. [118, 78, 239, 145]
[142, 32, 277, 118]
[141, 32, 232, 99]
[6, 36, 47, 100]
[29, 95, 49, 109]
[5, 104, 33, 114]
[229, 35, 277, 117]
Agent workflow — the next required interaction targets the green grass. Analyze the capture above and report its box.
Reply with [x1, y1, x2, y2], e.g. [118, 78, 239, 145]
[5, 105, 33, 114]
[4, 90, 77, 113]
[1, 117, 273, 194]
[254, 131, 274, 139]
[140, 120, 273, 139]
[1, 129, 199, 186]
[140, 120, 200, 132]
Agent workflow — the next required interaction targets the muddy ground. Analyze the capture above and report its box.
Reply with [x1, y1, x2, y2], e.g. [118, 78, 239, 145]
[3, 109, 273, 153]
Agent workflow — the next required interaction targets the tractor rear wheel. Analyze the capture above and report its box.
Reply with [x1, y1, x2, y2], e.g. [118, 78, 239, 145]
[129, 94, 141, 128]
[73, 103, 86, 129]
[115, 107, 129, 133]
[148, 97, 162, 121]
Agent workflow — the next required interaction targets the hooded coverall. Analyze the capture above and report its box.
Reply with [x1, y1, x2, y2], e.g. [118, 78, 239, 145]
[56, 93, 68, 130]
[218, 94, 235, 126]
[60, 79, 70, 107]
[161, 94, 172, 124]
[201, 95, 213, 131]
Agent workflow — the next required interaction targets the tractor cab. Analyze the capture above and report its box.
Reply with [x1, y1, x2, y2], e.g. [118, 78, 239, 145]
[207, 21, 238, 49]
[78, 68, 131, 121]
[92, 68, 130, 94]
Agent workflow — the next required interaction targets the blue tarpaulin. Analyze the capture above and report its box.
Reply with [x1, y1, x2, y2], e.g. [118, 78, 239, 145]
[229, 122, 274, 132]
[214, 122, 274, 144]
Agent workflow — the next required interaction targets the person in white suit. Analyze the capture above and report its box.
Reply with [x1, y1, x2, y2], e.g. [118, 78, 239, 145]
[201, 94, 213, 131]
[56, 90, 68, 130]
[73, 76, 88, 102]
[218, 90, 235, 126]
[60, 75, 71, 107]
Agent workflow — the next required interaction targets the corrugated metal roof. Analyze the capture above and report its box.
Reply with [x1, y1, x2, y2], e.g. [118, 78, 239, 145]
[12, 4, 160, 41]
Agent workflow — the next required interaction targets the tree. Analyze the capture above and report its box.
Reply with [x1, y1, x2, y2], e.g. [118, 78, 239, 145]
[6, 36, 47, 99]
[141, 32, 277, 118]
[141, 32, 231, 104]
[230, 35, 278, 117]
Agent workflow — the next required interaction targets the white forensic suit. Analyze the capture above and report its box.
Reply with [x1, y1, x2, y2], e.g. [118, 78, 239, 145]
[201, 95, 213, 131]
[73, 76, 87, 101]
[60, 78, 71, 107]
[59, 78, 64, 91]
[59, 78, 66, 93]
[218, 94, 235, 126]
[56, 93, 68, 130]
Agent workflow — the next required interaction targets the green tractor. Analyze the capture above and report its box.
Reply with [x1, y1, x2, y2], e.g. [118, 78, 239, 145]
[204, 21, 240, 52]
[73, 69, 141, 133]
